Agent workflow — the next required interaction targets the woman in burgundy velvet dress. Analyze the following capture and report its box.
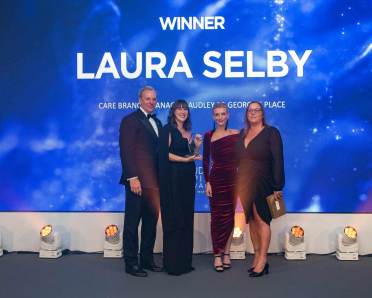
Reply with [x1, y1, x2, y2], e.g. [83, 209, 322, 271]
[203, 103, 239, 272]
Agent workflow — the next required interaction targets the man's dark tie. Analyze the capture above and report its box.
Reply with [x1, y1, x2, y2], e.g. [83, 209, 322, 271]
[147, 114, 156, 119]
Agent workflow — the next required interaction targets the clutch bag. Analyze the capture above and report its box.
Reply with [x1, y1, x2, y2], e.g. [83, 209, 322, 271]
[266, 193, 286, 218]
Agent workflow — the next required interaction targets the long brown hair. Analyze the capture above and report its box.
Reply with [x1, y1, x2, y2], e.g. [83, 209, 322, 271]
[168, 100, 192, 131]
[244, 101, 266, 133]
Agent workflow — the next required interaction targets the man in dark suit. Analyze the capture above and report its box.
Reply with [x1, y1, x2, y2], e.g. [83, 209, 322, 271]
[119, 86, 163, 277]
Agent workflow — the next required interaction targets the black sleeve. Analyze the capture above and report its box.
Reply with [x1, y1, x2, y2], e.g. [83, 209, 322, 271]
[270, 127, 285, 191]
[158, 124, 171, 184]
[119, 116, 138, 179]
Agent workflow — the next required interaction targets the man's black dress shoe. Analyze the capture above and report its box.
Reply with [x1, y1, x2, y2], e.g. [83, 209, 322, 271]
[142, 261, 163, 272]
[125, 265, 148, 277]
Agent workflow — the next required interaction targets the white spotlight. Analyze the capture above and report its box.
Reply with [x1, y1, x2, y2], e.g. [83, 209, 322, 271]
[39, 225, 62, 258]
[336, 226, 358, 261]
[285, 226, 306, 260]
[103, 225, 123, 258]
[230, 227, 246, 259]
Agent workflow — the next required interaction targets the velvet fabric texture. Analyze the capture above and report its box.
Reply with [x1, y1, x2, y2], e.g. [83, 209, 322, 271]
[203, 132, 239, 255]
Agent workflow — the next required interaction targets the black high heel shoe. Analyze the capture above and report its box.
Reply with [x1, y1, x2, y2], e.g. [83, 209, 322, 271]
[214, 255, 224, 272]
[249, 263, 269, 277]
[222, 253, 231, 270]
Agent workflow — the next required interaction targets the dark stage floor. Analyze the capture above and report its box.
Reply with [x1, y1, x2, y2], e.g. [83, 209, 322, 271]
[0, 253, 370, 298]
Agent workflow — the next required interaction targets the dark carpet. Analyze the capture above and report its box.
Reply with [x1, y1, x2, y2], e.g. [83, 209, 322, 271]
[0, 253, 370, 298]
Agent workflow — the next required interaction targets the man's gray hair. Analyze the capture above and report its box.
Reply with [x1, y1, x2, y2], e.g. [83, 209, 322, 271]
[138, 85, 156, 98]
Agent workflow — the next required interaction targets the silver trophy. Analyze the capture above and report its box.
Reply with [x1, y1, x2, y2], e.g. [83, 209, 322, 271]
[192, 134, 202, 156]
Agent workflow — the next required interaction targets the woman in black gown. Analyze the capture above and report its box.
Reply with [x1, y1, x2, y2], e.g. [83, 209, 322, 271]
[158, 100, 202, 275]
[236, 101, 285, 277]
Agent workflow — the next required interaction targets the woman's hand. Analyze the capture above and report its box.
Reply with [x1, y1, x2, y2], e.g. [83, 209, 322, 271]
[205, 182, 212, 197]
[129, 178, 142, 196]
[185, 154, 202, 162]
[185, 155, 195, 162]
[193, 154, 202, 161]
[273, 191, 282, 201]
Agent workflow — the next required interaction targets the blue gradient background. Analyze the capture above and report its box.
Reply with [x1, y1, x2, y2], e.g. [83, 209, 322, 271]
[0, 0, 371, 212]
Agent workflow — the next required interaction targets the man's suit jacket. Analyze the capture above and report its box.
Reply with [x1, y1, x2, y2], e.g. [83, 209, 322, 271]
[119, 109, 162, 189]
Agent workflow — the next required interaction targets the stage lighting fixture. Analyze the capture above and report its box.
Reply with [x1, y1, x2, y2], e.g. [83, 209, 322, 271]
[0, 232, 3, 256]
[103, 224, 123, 258]
[39, 225, 62, 258]
[230, 227, 246, 259]
[336, 226, 359, 261]
[285, 225, 306, 260]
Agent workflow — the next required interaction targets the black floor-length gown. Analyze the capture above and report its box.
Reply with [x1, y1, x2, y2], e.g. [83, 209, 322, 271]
[236, 126, 285, 225]
[158, 124, 195, 275]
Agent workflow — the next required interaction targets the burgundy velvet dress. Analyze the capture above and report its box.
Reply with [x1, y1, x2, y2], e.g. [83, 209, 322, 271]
[203, 132, 239, 255]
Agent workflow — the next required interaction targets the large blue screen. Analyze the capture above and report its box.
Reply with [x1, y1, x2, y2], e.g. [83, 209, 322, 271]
[0, 0, 371, 212]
